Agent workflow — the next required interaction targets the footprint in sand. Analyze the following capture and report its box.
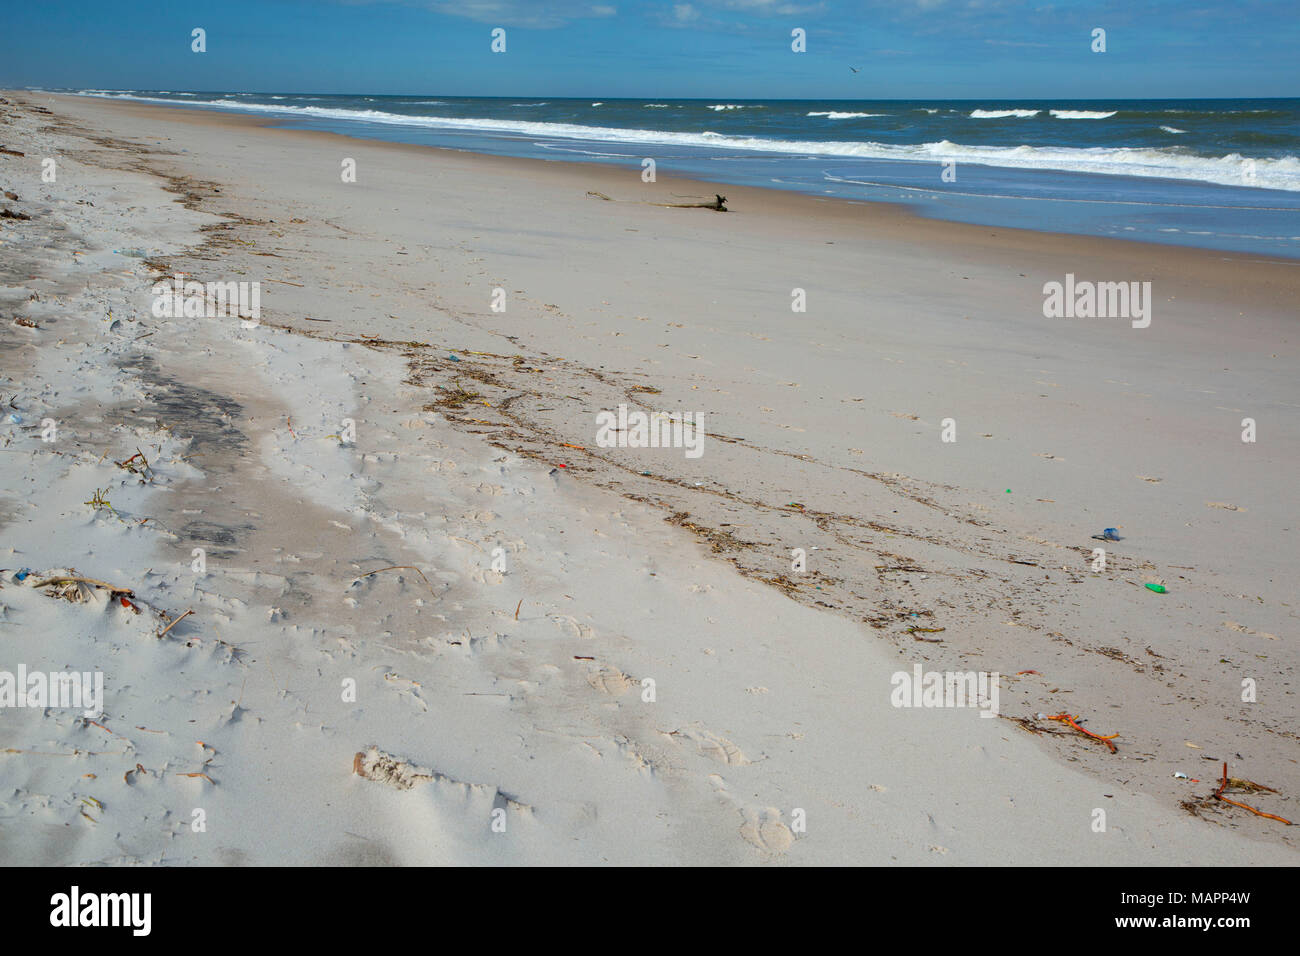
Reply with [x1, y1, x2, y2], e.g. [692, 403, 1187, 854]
[382, 672, 428, 712]
[665, 726, 749, 766]
[551, 614, 594, 640]
[586, 666, 634, 695]
[611, 736, 657, 777]
[739, 807, 794, 853]
[1224, 621, 1278, 640]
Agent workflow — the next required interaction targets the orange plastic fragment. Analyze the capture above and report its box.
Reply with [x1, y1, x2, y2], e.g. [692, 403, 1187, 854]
[1044, 712, 1119, 753]
[1213, 762, 1292, 825]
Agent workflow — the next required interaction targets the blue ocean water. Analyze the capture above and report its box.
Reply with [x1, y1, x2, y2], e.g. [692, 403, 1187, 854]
[69, 91, 1300, 257]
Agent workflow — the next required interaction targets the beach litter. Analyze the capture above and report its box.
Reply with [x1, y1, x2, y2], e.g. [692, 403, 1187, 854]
[1207, 762, 1292, 825]
[1043, 712, 1119, 753]
[1144, 583, 1167, 594]
[1091, 527, 1121, 541]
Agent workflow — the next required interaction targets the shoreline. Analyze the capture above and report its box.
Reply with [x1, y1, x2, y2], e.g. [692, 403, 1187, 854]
[31, 91, 1300, 273]
[3, 89, 1297, 864]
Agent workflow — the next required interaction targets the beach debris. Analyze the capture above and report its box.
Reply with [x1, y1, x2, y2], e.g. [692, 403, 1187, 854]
[354, 747, 434, 790]
[175, 770, 215, 784]
[1211, 762, 1291, 825]
[156, 608, 194, 639]
[514, 599, 522, 620]
[28, 571, 136, 606]
[1144, 582, 1167, 594]
[905, 625, 945, 640]
[352, 564, 436, 596]
[1043, 712, 1119, 753]
[1091, 527, 1121, 541]
[427, 385, 482, 410]
[84, 487, 114, 513]
[587, 190, 728, 211]
[1, 208, 32, 220]
[114, 448, 154, 480]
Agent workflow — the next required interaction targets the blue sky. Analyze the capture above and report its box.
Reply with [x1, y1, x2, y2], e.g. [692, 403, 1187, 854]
[4, 1, 1296, 98]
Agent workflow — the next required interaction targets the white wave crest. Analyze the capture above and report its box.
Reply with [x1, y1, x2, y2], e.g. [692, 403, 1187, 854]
[970, 109, 1040, 118]
[807, 111, 884, 119]
[1050, 110, 1117, 119]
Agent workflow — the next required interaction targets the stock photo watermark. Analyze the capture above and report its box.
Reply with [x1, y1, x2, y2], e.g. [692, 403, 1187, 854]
[595, 404, 705, 458]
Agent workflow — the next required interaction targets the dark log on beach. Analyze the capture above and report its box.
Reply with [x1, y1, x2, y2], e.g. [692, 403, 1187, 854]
[586, 191, 728, 211]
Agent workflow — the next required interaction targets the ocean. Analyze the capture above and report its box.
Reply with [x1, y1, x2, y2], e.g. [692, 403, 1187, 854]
[68, 91, 1300, 257]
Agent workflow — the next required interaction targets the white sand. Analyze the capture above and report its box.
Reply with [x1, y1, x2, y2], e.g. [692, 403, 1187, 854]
[1, 92, 1296, 864]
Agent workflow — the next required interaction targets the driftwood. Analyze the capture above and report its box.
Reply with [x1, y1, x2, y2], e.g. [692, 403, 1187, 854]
[588, 191, 728, 212]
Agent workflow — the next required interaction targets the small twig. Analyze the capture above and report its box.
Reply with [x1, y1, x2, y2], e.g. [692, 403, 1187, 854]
[156, 608, 194, 639]
[514, 599, 523, 620]
[175, 771, 216, 784]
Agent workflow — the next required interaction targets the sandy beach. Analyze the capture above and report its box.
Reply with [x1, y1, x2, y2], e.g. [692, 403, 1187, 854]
[2, 90, 1297, 866]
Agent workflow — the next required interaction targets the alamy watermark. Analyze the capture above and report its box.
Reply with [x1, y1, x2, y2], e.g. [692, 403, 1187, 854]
[1043, 273, 1151, 328]
[0, 665, 103, 717]
[50, 886, 150, 936]
[595, 404, 705, 459]
[890, 664, 1000, 718]
[152, 274, 261, 326]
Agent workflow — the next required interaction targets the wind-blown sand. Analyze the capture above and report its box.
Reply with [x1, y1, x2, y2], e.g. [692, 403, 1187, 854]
[1, 91, 1296, 865]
